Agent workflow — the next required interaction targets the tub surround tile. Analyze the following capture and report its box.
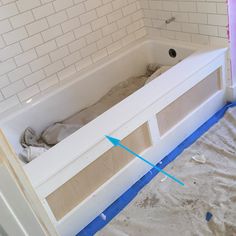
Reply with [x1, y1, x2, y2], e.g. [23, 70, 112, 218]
[0, 0, 230, 113]
[139, 0, 231, 83]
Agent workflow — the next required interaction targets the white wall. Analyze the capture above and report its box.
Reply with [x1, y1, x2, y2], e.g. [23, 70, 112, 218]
[0, 0, 146, 113]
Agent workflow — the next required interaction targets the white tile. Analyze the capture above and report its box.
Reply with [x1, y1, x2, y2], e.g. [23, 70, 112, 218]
[2, 80, 25, 98]
[178, 2, 196, 12]
[17, 0, 41, 12]
[53, 0, 73, 12]
[0, 59, 16, 76]
[20, 34, 43, 51]
[0, 43, 22, 61]
[0, 96, 19, 113]
[18, 84, 40, 102]
[208, 14, 228, 26]
[122, 3, 137, 16]
[66, 4, 86, 18]
[75, 57, 92, 71]
[0, 0, 149, 107]
[80, 10, 97, 24]
[97, 35, 113, 49]
[15, 49, 37, 66]
[24, 70, 45, 86]
[0, 75, 10, 88]
[38, 74, 58, 91]
[122, 34, 136, 46]
[96, 4, 113, 17]
[57, 65, 76, 80]
[56, 31, 75, 47]
[36, 40, 57, 57]
[86, 30, 102, 44]
[10, 11, 34, 28]
[41, 25, 62, 42]
[8, 65, 31, 82]
[26, 19, 48, 36]
[50, 46, 69, 62]
[84, 0, 102, 11]
[47, 11, 67, 27]
[102, 23, 117, 36]
[163, 2, 178, 11]
[32, 3, 55, 20]
[112, 28, 126, 41]
[63, 50, 82, 67]
[0, 19, 12, 34]
[74, 24, 92, 38]
[199, 25, 218, 36]
[197, 2, 217, 14]
[107, 41, 122, 54]
[68, 38, 86, 53]
[61, 17, 81, 33]
[0, 3, 18, 21]
[117, 16, 132, 29]
[182, 23, 199, 34]
[80, 43, 97, 57]
[107, 10, 122, 23]
[135, 27, 147, 39]
[149, 1, 162, 10]
[217, 3, 228, 15]
[91, 16, 108, 31]
[44, 60, 64, 76]
[3, 27, 28, 45]
[189, 13, 207, 24]
[30, 55, 51, 72]
[92, 48, 107, 62]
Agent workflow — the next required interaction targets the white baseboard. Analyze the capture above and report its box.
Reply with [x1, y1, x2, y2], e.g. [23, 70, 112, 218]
[226, 84, 236, 101]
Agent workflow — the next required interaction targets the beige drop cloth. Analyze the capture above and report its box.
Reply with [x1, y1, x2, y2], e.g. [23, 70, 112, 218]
[97, 107, 236, 236]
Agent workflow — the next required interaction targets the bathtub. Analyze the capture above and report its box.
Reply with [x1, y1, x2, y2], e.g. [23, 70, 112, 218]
[0, 38, 228, 236]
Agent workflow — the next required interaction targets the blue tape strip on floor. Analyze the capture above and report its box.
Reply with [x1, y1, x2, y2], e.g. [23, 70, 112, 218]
[77, 101, 236, 236]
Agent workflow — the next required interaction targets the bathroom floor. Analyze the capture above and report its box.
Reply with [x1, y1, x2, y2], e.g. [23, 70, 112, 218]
[97, 107, 236, 236]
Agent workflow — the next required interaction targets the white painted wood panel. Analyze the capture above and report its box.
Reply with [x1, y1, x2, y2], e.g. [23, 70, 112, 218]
[0, 165, 46, 236]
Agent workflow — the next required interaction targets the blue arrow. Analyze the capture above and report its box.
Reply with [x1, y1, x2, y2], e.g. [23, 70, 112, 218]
[105, 135, 184, 186]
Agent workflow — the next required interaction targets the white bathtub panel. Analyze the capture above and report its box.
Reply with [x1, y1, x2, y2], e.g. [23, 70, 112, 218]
[55, 90, 225, 236]
[24, 48, 227, 190]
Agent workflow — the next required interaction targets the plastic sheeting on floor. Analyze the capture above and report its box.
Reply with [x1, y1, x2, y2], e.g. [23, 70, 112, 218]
[78, 102, 236, 236]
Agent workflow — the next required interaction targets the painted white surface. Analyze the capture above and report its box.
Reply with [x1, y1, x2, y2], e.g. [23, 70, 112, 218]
[0, 165, 45, 236]
[0, 38, 228, 236]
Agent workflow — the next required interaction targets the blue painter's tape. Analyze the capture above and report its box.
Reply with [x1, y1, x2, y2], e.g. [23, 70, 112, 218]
[77, 101, 236, 236]
[206, 211, 213, 222]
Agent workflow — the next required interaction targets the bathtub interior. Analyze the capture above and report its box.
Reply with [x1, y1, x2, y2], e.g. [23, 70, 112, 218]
[0, 40, 195, 160]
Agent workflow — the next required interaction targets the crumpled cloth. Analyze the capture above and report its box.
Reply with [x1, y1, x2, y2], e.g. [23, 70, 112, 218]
[41, 64, 170, 145]
[20, 64, 171, 161]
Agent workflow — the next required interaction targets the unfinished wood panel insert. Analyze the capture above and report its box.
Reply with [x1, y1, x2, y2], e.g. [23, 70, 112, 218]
[46, 123, 151, 220]
[157, 69, 221, 135]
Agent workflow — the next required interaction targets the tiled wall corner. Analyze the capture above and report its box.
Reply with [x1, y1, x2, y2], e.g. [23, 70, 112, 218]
[0, 0, 147, 113]
[140, 0, 228, 45]
[140, 0, 231, 83]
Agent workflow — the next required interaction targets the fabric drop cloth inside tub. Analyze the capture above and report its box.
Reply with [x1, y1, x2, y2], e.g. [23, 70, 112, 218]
[96, 106, 236, 236]
[20, 64, 171, 163]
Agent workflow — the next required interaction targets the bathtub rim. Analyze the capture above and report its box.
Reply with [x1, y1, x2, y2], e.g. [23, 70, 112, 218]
[0, 37, 201, 125]
[0, 37, 228, 188]
[23, 46, 228, 188]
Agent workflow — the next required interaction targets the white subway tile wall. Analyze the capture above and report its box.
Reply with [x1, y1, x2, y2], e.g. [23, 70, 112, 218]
[0, 0, 146, 112]
[140, 0, 231, 83]
[140, 0, 228, 45]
